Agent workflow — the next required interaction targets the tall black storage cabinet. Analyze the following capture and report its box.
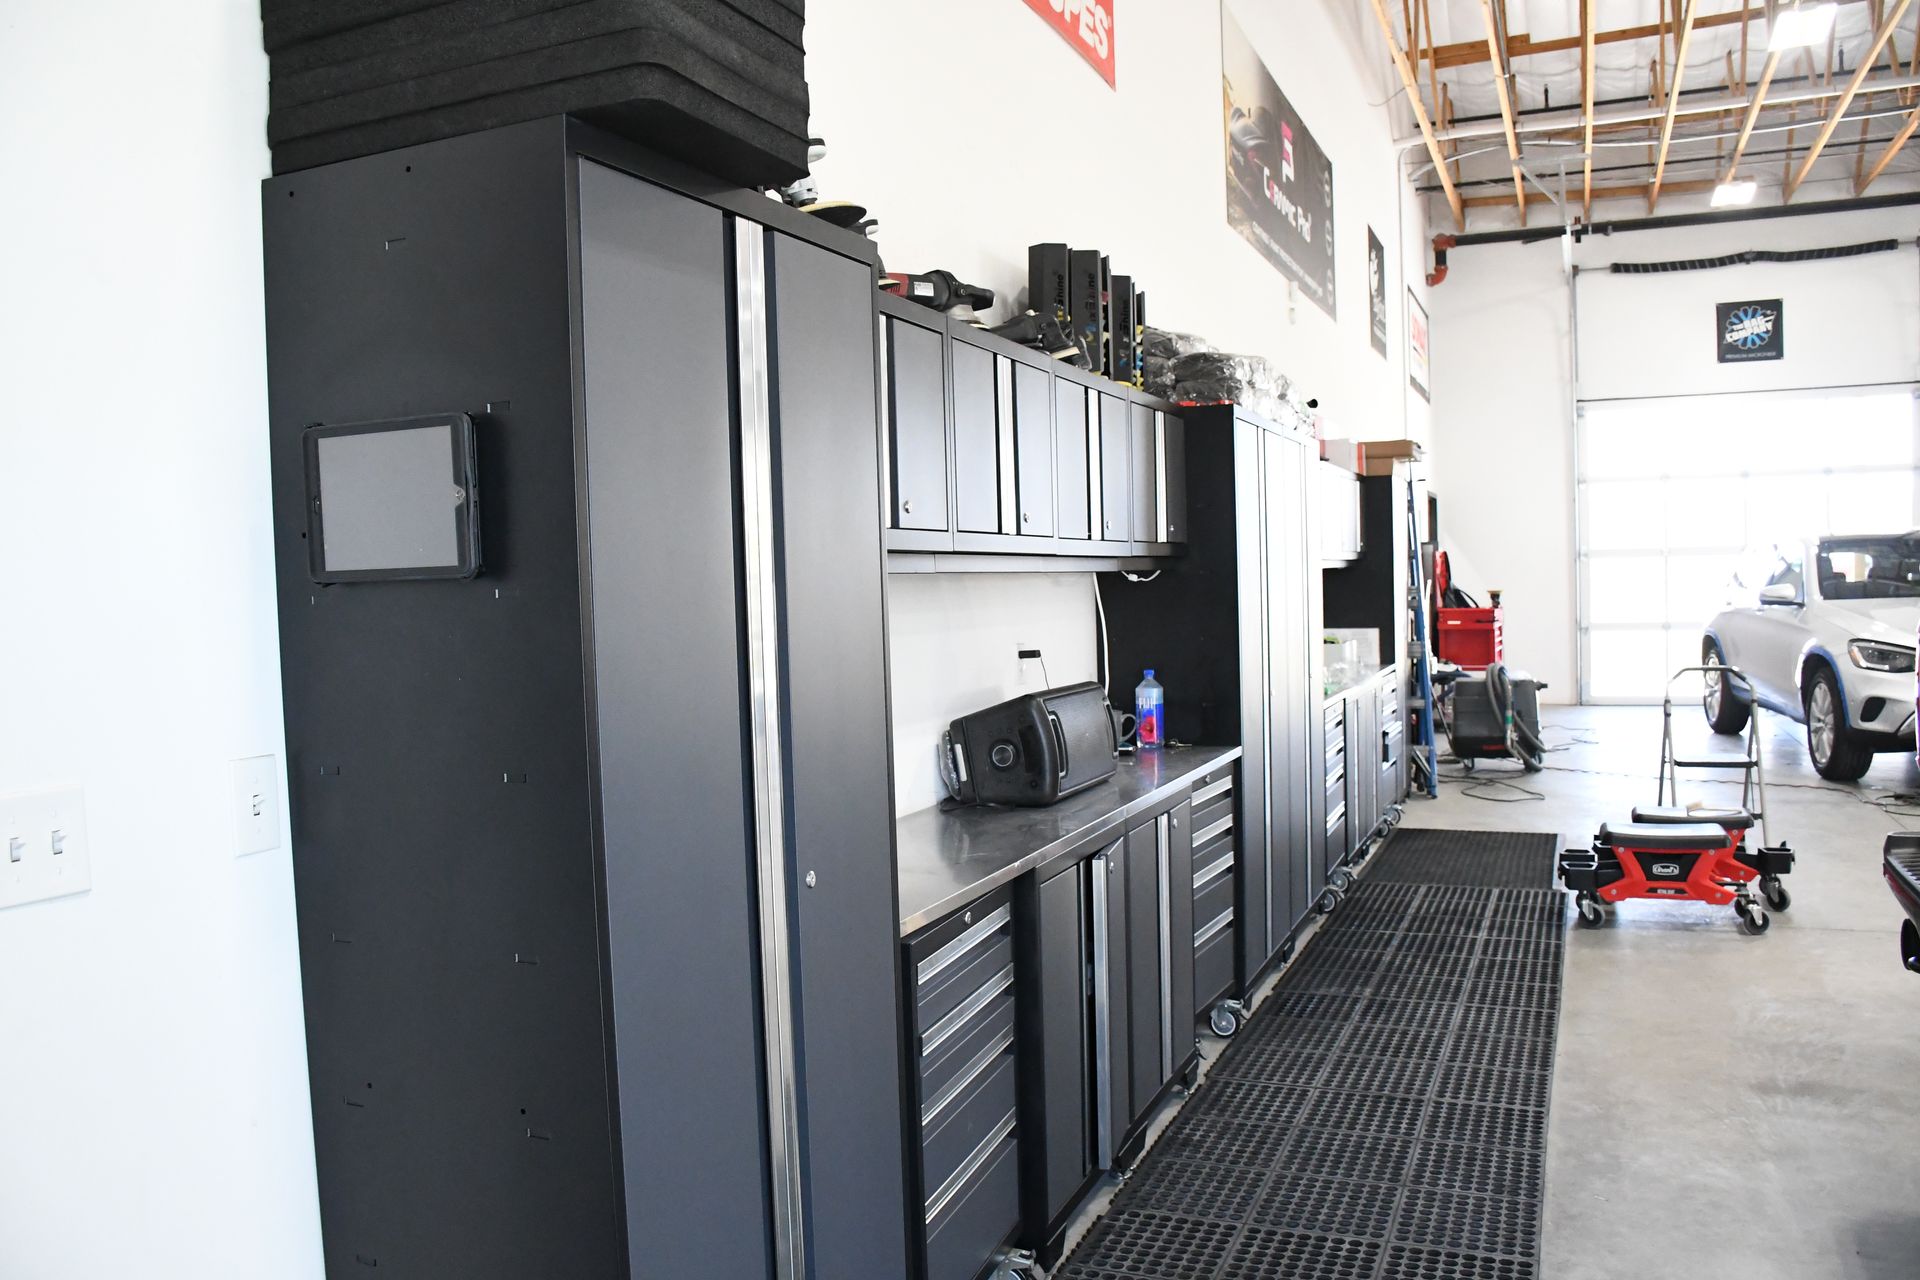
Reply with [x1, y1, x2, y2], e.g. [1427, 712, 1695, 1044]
[1101, 407, 1323, 996]
[263, 119, 909, 1280]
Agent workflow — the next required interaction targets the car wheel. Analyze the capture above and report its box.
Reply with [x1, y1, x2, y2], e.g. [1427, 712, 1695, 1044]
[1702, 640, 1751, 735]
[1805, 666, 1873, 782]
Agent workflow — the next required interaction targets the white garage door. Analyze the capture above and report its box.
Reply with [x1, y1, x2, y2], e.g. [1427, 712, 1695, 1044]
[1576, 387, 1920, 702]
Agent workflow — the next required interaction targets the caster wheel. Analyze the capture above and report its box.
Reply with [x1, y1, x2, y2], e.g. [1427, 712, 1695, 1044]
[1330, 869, 1356, 893]
[1738, 901, 1771, 935]
[1576, 896, 1605, 928]
[1315, 888, 1342, 915]
[1762, 877, 1792, 912]
[1209, 1005, 1240, 1038]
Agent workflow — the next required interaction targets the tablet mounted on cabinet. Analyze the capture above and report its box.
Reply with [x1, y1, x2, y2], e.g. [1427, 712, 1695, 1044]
[303, 414, 481, 583]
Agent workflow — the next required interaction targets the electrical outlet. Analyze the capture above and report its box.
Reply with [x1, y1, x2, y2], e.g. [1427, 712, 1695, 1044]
[233, 755, 283, 857]
[0, 785, 92, 910]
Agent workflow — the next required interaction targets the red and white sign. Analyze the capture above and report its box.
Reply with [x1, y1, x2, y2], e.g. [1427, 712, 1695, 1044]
[1022, 0, 1115, 88]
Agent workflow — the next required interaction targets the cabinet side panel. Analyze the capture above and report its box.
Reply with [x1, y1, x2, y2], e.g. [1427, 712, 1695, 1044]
[766, 233, 913, 1279]
[263, 123, 621, 1278]
[576, 159, 773, 1279]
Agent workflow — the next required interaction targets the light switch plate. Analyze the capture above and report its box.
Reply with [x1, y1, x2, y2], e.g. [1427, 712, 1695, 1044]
[0, 785, 92, 910]
[233, 755, 282, 857]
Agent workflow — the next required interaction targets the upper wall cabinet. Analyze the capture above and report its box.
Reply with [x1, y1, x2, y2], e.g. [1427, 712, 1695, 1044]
[881, 296, 1187, 564]
[882, 299, 952, 550]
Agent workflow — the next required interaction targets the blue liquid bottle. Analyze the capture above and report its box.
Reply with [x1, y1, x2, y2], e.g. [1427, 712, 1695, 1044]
[1135, 670, 1165, 750]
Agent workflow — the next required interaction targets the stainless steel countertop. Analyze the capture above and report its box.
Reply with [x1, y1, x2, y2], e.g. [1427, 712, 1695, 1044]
[895, 745, 1242, 936]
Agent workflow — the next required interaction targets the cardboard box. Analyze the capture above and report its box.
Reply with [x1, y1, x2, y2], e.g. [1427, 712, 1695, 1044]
[1359, 438, 1423, 476]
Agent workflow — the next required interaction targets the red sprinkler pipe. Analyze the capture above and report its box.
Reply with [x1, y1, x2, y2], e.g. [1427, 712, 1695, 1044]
[1427, 234, 1455, 287]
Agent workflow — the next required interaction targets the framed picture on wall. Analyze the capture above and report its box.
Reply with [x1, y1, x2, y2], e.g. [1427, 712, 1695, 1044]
[1407, 290, 1431, 401]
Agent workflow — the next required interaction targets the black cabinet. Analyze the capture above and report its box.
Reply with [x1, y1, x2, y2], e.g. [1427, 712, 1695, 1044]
[1163, 411, 1188, 546]
[884, 298, 953, 548]
[950, 337, 1061, 554]
[905, 891, 1022, 1280]
[265, 120, 909, 1280]
[1018, 864, 1094, 1260]
[1013, 362, 1056, 538]
[950, 339, 1001, 536]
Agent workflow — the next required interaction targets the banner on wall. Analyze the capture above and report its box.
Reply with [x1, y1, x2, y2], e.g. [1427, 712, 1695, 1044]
[1407, 290, 1431, 401]
[1716, 299, 1784, 363]
[1221, 5, 1336, 318]
[1022, 0, 1115, 87]
[1367, 228, 1388, 356]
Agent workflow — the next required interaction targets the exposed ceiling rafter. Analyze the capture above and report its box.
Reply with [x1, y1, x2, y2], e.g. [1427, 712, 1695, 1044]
[1423, 0, 1877, 69]
[1479, 0, 1529, 222]
[1785, 0, 1916, 197]
[1650, 0, 1702, 209]
[1368, 0, 1466, 226]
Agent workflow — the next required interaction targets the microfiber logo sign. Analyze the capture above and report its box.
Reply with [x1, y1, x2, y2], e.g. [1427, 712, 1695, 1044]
[1717, 298, 1784, 363]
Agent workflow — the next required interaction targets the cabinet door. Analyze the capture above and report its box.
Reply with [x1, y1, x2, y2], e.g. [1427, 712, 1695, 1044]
[1013, 362, 1056, 538]
[951, 340, 1002, 534]
[768, 231, 912, 1279]
[1163, 413, 1188, 545]
[1090, 842, 1129, 1169]
[1055, 382, 1092, 541]
[1124, 821, 1162, 1125]
[1262, 435, 1298, 941]
[1128, 401, 1156, 546]
[1033, 865, 1091, 1227]
[887, 316, 949, 532]
[1097, 394, 1131, 544]
[1166, 801, 1195, 1071]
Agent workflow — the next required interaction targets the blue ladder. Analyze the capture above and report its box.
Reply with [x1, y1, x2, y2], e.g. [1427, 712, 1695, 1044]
[1405, 478, 1439, 798]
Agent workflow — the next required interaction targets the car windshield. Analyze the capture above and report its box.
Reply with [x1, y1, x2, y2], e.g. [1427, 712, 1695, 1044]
[1817, 536, 1920, 599]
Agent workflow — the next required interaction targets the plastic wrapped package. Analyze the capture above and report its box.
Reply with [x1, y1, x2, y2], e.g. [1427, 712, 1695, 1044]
[1140, 326, 1314, 429]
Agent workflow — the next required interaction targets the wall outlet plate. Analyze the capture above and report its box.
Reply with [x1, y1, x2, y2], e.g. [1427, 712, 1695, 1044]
[0, 785, 92, 910]
[233, 755, 283, 857]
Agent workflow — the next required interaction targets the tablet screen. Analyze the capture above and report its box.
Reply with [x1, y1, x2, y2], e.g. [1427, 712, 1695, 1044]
[305, 416, 478, 581]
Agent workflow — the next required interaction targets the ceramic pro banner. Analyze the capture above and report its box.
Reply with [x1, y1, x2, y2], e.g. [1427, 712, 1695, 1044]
[1222, 6, 1336, 318]
[1022, 0, 1116, 87]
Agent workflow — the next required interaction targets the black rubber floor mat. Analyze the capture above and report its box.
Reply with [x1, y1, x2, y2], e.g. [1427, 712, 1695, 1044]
[1365, 828, 1560, 890]
[1058, 878, 1562, 1280]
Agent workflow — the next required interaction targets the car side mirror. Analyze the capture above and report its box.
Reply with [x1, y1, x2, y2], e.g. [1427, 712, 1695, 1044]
[1759, 583, 1800, 605]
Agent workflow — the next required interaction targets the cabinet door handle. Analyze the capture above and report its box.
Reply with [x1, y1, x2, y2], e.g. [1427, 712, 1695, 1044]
[902, 498, 914, 514]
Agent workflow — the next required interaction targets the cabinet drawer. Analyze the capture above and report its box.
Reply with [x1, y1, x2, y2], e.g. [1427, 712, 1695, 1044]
[1193, 863, 1235, 926]
[916, 904, 1014, 1020]
[1326, 815, 1348, 863]
[920, 948, 1015, 1061]
[1190, 921, 1236, 1013]
[921, 993, 1017, 1108]
[922, 1052, 1018, 1207]
[1325, 798, 1348, 838]
[1324, 707, 1346, 748]
[924, 1125, 1020, 1280]
[1324, 767, 1346, 812]
[1190, 799, 1235, 852]
[1192, 824, 1235, 875]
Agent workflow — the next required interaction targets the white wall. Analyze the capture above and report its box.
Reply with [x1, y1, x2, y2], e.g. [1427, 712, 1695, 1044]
[886, 574, 1102, 813]
[806, 0, 1434, 446]
[0, 4, 322, 1278]
[808, 1, 1435, 811]
[1431, 206, 1920, 701]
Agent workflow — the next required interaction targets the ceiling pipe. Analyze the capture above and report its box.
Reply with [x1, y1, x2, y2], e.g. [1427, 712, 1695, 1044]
[1397, 71, 1920, 149]
[1428, 235, 1456, 285]
[1441, 189, 1920, 246]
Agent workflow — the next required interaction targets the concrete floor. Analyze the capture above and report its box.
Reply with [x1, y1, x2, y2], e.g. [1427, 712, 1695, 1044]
[1404, 703, 1920, 1280]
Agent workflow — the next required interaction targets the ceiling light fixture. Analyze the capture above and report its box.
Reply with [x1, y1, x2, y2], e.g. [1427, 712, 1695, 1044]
[1711, 178, 1760, 207]
[1768, 2, 1838, 51]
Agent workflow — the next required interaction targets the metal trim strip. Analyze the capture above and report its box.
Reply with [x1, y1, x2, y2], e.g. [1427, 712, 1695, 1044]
[924, 1112, 1018, 1223]
[1193, 852, 1235, 890]
[920, 967, 1015, 1057]
[915, 905, 1012, 987]
[1090, 852, 1114, 1169]
[1195, 908, 1235, 948]
[1193, 814, 1235, 846]
[735, 219, 806, 1280]
[1157, 813, 1173, 1081]
[1191, 776, 1233, 806]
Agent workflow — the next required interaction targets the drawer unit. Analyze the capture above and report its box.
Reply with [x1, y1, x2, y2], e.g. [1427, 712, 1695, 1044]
[1323, 696, 1349, 881]
[1188, 764, 1238, 1022]
[1377, 670, 1405, 806]
[906, 889, 1020, 1280]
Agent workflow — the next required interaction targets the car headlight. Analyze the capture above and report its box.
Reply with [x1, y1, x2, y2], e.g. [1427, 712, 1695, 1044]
[1848, 640, 1917, 673]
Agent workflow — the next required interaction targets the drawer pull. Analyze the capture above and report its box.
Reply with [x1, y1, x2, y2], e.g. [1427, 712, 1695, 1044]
[1191, 776, 1233, 806]
[924, 1110, 1017, 1224]
[1194, 909, 1234, 948]
[921, 967, 1014, 1057]
[916, 905, 1012, 986]
[1326, 802, 1347, 834]
[1325, 764, 1346, 790]
[1193, 853, 1235, 890]
[921, 1030, 1015, 1127]
[1192, 814, 1234, 846]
